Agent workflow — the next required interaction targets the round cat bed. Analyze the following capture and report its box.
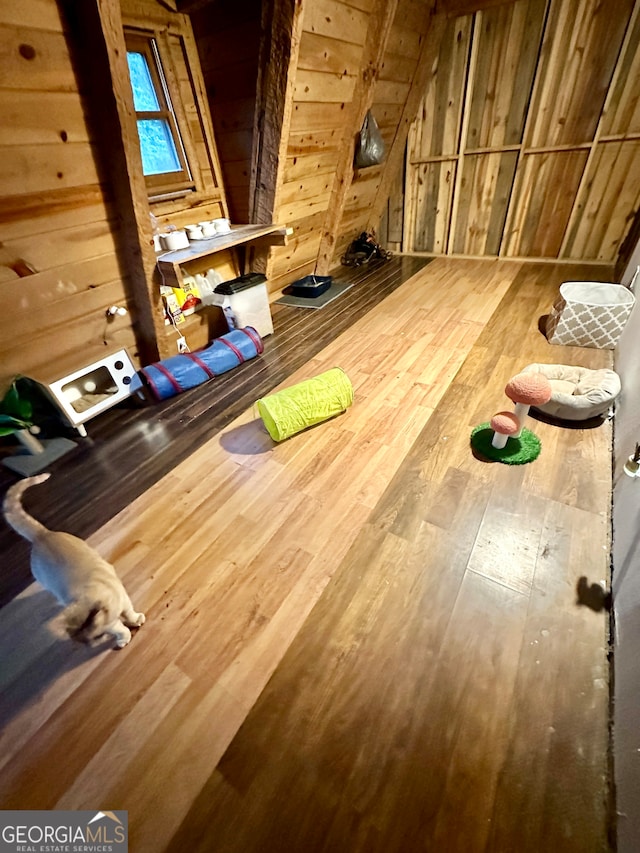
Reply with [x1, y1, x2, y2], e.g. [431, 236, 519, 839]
[521, 363, 621, 420]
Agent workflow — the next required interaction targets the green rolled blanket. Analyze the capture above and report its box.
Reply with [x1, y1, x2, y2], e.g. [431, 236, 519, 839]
[256, 367, 353, 441]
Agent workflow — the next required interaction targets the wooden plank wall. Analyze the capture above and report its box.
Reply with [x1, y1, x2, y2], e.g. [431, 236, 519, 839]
[335, 0, 437, 264]
[0, 0, 233, 389]
[265, 0, 373, 291]
[259, 0, 439, 291]
[189, 0, 262, 224]
[0, 1, 138, 387]
[404, 0, 640, 263]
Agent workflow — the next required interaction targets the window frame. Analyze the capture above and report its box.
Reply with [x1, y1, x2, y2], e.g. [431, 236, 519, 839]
[125, 31, 195, 199]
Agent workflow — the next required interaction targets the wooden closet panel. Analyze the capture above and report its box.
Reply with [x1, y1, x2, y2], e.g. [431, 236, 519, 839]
[289, 102, 352, 133]
[279, 172, 334, 208]
[272, 211, 325, 273]
[465, 0, 546, 150]
[563, 140, 640, 261]
[269, 0, 370, 288]
[526, 0, 634, 148]
[503, 151, 588, 257]
[287, 127, 341, 158]
[283, 151, 339, 183]
[451, 152, 518, 255]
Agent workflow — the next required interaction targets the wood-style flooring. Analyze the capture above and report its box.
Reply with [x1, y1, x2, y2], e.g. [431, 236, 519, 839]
[0, 256, 426, 607]
[0, 258, 614, 852]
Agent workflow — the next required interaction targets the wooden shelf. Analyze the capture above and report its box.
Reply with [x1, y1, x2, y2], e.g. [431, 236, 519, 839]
[156, 223, 288, 284]
[155, 223, 288, 354]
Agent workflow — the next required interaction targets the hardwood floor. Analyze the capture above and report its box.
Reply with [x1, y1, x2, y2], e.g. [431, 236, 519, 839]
[0, 258, 614, 851]
[0, 255, 426, 607]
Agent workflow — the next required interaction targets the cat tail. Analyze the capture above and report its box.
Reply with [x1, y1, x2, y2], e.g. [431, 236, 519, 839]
[2, 473, 52, 542]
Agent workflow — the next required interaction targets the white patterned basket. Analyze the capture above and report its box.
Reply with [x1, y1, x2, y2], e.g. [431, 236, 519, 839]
[546, 281, 635, 350]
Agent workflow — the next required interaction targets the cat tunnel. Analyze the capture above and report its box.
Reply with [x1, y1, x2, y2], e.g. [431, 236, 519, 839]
[136, 327, 263, 401]
[256, 367, 354, 442]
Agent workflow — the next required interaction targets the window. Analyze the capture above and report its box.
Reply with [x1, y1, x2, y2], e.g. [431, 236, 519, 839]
[125, 33, 194, 198]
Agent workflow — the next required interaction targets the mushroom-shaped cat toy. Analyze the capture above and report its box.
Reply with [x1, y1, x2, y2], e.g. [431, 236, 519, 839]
[490, 411, 520, 449]
[505, 372, 552, 437]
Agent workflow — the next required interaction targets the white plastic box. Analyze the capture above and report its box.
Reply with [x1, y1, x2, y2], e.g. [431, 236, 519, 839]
[212, 273, 274, 338]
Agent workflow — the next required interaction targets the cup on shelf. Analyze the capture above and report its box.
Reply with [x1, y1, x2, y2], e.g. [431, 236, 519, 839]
[212, 218, 231, 234]
[160, 230, 189, 251]
[186, 225, 204, 241]
[199, 221, 217, 238]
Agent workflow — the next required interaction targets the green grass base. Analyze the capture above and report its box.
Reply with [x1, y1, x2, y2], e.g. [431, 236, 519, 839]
[470, 422, 541, 465]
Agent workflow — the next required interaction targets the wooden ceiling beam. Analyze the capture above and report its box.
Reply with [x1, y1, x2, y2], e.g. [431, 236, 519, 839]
[251, 0, 304, 227]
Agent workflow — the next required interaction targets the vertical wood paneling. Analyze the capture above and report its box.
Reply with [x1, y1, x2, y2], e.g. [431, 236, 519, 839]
[465, 0, 546, 149]
[451, 151, 518, 254]
[563, 140, 640, 260]
[404, 0, 640, 263]
[408, 16, 471, 160]
[412, 161, 457, 252]
[600, 4, 640, 137]
[503, 151, 588, 257]
[526, 0, 634, 147]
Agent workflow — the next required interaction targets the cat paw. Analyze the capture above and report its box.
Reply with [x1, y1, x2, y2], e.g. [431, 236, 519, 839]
[114, 627, 132, 648]
[122, 611, 145, 628]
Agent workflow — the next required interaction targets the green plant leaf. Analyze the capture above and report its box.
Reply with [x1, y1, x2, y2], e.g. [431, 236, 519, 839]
[0, 413, 30, 434]
[0, 381, 33, 422]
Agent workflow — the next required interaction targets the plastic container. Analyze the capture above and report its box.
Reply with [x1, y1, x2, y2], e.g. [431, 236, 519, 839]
[213, 273, 273, 337]
[290, 275, 332, 298]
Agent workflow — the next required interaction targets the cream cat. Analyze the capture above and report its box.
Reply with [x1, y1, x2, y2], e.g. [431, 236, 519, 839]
[3, 473, 145, 648]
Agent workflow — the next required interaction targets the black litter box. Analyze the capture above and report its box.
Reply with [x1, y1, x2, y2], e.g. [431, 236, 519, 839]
[289, 275, 332, 298]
